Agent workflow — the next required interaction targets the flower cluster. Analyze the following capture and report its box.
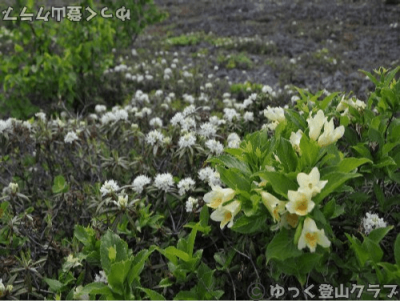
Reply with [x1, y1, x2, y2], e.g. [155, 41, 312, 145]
[362, 212, 388, 235]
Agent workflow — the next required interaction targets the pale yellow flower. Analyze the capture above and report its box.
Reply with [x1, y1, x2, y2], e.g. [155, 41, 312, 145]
[297, 167, 328, 197]
[210, 200, 241, 229]
[317, 119, 345, 147]
[286, 190, 315, 216]
[298, 217, 331, 252]
[290, 129, 303, 153]
[260, 191, 287, 223]
[204, 186, 235, 209]
[307, 110, 326, 141]
[279, 212, 300, 229]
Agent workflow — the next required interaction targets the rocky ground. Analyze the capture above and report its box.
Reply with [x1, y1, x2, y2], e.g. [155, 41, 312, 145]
[144, 0, 400, 99]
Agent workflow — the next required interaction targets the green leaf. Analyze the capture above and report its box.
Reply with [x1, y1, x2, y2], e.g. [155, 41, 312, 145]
[76, 282, 112, 298]
[394, 234, 400, 266]
[108, 260, 133, 295]
[345, 234, 369, 267]
[128, 246, 157, 284]
[299, 134, 320, 168]
[319, 92, 338, 110]
[100, 230, 129, 274]
[363, 237, 383, 264]
[322, 199, 345, 219]
[266, 228, 302, 264]
[276, 137, 298, 172]
[74, 225, 95, 247]
[165, 246, 190, 262]
[359, 69, 378, 86]
[336, 158, 372, 173]
[231, 215, 265, 234]
[208, 155, 251, 177]
[313, 172, 361, 204]
[216, 166, 251, 192]
[43, 278, 63, 292]
[139, 287, 165, 300]
[373, 182, 386, 209]
[174, 290, 198, 300]
[253, 171, 297, 199]
[368, 226, 393, 244]
[52, 175, 69, 194]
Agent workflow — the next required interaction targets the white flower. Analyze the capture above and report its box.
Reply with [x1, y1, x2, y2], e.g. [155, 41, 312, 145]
[182, 105, 196, 117]
[94, 270, 108, 284]
[298, 217, 331, 252]
[199, 167, 214, 182]
[307, 110, 326, 141]
[199, 123, 217, 138]
[132, 175, 151, 194]
[243, 111, 254, 122]
[74, 285, 89, 300]
[164, 68, 172, 75]
[95, 105, 107, 114]
[146, 130, 164, 146]
[178, 132, 197, 148]
[154, 173, 174, 192]
[198, 167, 221, 186]
[8, 182, 18, 194]
[260, 191, 287, 223]
[290, 129, 303, 153]
[264, 106, 285, 122]
[114, 194, 128, 209]
[227, 133, 241, 148]
[210, 200, 241, 229]
[297, 167, 328, 197]
[223, 108, 240, 122]
[205, 139, 224, 155]
[209, 116, 226, 126]
[101, 112, 116, 124]
[286, 190, 315, 216]
[362, 212, 388, 235]
[114, 109, 128, 121]
[0, 119, 12, 134]
[262, 85, 273, 94]
[204, 186, 235, 209]
[181, 117, 196, 131]
[64, 131, 79, 144]
[178, 177, 196, 196]
[35, 112, 46, 122]
[100, 180, 120, 196]
[186, 197, 198, 212]
[171, 113, 184, 126]
[149, 117, 163, 128]
[317, 119, 345, 147]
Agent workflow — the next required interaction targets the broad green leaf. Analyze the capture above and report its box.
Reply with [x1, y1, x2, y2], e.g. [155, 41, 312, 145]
[345, 234, 369, 267]
[368, 226, 393, 244]
[208, 155, 251, 177]
[266, 228, 302, 264]
[100, 230, 129, 274]
[43, 278, 63, 292]
[52, 175, 69, 194]
[165, 246, 190, 262]
[76, 282, 113, 298]
[276, 137, 298, 172]
[313, 172, 361, 204]
[108, 260, 133, 295]
[216, 166, 251, 192]
[254, 171, 297, 199]
[363, 237, 383, 264]
[231, 215, 265, 234]
[128, 246, 157, 284]
[174, 290, 198, 300]
[139, 287, 165, 300]
[299, 134, 320, 168]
